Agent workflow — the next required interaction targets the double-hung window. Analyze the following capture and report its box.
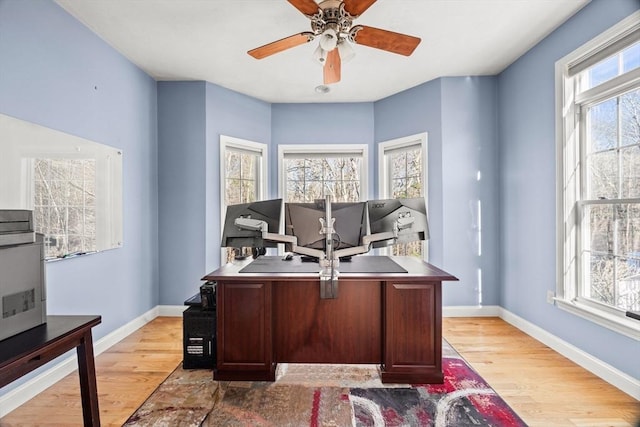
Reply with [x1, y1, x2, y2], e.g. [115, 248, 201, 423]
[378, 133, 428, 259]
[278, 144, 368, 203]
[556, 12, 640, 338]
[220, 135, 267, 263]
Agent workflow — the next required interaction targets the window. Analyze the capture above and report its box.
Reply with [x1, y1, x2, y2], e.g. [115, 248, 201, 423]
[379, 133, 428, 259]
[220, 135, 267, 263]
[556, 11, 640, 338]
[278, 144, 368, 203]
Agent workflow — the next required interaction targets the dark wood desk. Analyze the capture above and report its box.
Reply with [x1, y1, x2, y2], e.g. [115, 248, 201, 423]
[203, 256, 457, 384]
[0, 315, 102, 426]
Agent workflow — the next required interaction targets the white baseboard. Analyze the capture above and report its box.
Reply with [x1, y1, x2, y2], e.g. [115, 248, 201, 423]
[158, 305, 188, 317]
[1, 304, 637, 418]
[0, 305, 175, 418]
[498, 307, 640, 400]
[443, 305, 501, 317]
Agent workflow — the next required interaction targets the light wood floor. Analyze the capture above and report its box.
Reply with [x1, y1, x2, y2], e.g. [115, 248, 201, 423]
[1, 316, 638, 426]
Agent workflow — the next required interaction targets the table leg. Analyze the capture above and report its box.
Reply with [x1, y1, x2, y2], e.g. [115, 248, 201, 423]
[76, 330, 100, 426]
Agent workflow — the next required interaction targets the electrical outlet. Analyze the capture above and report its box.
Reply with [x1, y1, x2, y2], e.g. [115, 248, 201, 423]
[546, 290, 555, 304]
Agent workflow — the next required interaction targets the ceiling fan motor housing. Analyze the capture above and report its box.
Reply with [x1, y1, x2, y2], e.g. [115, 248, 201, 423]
[311, 0, 355, 43]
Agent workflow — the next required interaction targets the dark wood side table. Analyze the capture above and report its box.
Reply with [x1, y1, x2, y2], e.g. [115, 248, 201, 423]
[0, 315, 102, 426]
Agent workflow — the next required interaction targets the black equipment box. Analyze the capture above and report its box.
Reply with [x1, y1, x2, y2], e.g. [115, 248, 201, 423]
[199, 281, 216, 310]
[182, 306, 216, 369]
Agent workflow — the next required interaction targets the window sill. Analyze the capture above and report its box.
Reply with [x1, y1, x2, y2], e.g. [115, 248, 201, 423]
[556, 299, 640, 341]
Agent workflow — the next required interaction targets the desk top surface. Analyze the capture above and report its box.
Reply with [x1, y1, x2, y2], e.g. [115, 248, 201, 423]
[203, 255, 458, 282]
[0, 315, 101, 368]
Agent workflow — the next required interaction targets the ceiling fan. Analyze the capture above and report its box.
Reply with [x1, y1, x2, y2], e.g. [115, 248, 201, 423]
[248, 0, 421, 85]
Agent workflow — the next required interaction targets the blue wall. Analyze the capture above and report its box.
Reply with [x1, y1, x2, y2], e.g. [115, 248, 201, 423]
[498, 0, 639, 379]
[271, 103, 375, 198]
[0, 0, 158, 392]
[157, 82, 271, 304]
[374, 77, 501, 307]
[157, 82, 207, 305]
[0, 0, 158, 342]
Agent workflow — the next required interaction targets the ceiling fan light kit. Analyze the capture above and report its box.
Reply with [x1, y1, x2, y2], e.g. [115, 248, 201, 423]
[247, 0, 421, 86]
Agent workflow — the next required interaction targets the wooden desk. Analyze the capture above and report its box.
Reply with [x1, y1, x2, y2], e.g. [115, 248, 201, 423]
[203, 256, 457, 384]
[0, 315, 102, 426]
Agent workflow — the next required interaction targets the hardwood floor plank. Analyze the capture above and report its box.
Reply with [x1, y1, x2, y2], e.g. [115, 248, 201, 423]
[0, 316, 638, 426]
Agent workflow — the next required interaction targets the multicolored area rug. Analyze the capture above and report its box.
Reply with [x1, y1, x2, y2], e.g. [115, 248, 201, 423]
[125, 341, 527, 426]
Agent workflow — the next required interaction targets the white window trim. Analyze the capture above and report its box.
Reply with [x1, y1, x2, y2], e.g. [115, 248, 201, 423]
[378, 132, 429, 261]
[555, 11, 640, 340]
[219, 135, 268, 265]
[277, 144, 369, 201]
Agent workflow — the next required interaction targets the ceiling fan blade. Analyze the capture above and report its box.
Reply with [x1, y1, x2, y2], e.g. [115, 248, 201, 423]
[343, 0, 377, 17]
[324, 48, 341, 84]
[287, 0, 320, 16]
[351, 25, 421, 56]
[248, 32, 314, 59]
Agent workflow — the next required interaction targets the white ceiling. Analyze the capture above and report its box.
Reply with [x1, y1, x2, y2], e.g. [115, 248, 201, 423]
[55, 0, 590, 103]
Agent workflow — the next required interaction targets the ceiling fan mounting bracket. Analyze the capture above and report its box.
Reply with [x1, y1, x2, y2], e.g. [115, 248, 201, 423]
[310, 1, 355, 39]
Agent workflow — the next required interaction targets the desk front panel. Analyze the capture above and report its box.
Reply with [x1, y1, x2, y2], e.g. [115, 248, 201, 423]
[273, 280, 382, 363]
[216, 281, 274, 380]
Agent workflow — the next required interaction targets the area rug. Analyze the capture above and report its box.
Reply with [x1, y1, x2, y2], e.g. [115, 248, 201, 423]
[125, 341, 527, 426]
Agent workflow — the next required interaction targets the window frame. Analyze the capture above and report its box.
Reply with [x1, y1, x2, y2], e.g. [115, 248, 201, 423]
[378, 133, 429, 261]
[555, 11, 640, 340]
[277, 144, 369, 203]
[219, 135, 268, 264]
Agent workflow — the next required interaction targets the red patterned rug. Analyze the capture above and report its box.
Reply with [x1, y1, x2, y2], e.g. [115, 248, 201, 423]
[125, 341, 527, 426]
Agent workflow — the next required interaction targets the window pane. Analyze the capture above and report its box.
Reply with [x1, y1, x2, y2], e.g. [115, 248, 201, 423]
[615, 256, 640, 311]
[589, 98, 618, 152]
[284, 155, 362, 203]
[588, 204, 612, 254]
[406, 148, 422, 177]
[621, 89, 640, 148]
[617, 203, 640, 259]
[622, 42, 640, 73]
[583, 42, 639, 91]
[587, 150, 618, 199]
[306, 181, 323, 201]
[390, 152, 407, 179]
[585, 203, 640, 311]
[241, 153, 257, 180]
[241, 180, 256, 203]
[621, 147, 640, 198]
[406, 176, 422, 198]
[286, 158, 306, 181]
[589, 55, 618, 88]
[588, 253, 614, 306]
[307, 159, 323, 181]
[392, 178, 407, 199]
[225, 151, 241, 179]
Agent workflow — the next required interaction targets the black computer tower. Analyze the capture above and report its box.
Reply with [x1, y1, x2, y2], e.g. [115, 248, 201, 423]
[182, 306, 216, 369]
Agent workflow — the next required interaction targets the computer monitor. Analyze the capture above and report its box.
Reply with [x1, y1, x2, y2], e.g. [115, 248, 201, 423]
[284, 200, 367, 254]
[367, 197, 429, 248]
[221, 199, 282, 249]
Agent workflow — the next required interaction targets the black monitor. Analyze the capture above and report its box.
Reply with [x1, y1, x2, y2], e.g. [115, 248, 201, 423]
[221, 199, 282, 249]
[284, 200, 367, 254]
[367, 197, 429, 248]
